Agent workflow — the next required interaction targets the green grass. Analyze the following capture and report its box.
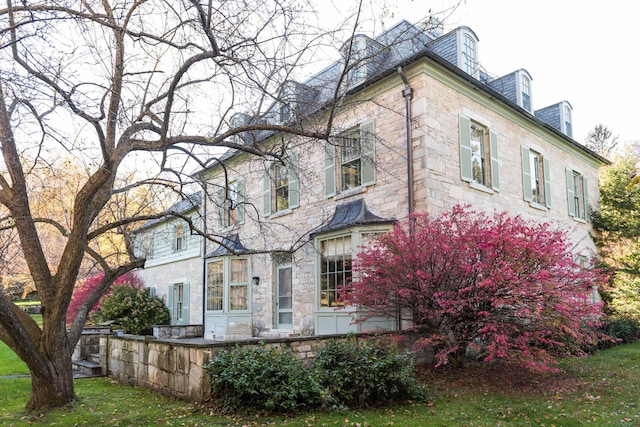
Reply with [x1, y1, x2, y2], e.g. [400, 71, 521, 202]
[0, 340, 639, 426]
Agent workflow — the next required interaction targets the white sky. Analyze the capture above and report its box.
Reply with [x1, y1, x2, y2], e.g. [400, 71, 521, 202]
[313, 0, 638, 146]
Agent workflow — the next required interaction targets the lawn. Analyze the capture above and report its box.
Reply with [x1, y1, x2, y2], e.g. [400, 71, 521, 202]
[1, 340, 639, 426]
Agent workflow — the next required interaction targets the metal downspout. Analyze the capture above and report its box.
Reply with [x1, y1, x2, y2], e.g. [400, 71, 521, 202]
[398, 67, 414, 224]
[398, 67, 414, 332]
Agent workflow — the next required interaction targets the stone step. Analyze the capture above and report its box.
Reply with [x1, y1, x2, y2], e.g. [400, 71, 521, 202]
[87, 353, 101, 364]
[72, 359, 104, 377]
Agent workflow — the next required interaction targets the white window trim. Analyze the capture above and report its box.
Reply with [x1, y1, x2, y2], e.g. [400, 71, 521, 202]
[205, 256, 252, 313]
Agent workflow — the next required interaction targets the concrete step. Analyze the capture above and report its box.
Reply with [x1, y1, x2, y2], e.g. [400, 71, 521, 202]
[87, 353, 101, 364]
[72, 359, 104, 377]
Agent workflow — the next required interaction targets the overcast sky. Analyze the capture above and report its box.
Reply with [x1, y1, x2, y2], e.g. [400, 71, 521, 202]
[314, 0, 637, 146]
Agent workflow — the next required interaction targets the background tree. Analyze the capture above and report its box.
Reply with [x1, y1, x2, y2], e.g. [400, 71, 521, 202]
[585, 124, 619, 158]
[592, 153, 640, 319]
[345, 206, 606, 371]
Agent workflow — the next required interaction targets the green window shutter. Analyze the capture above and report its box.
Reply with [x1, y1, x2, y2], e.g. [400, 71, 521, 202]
[288, 152, 299, 208]
[262, 172, 271, 216]
[521, 146, 532, 201]
[360, 119, 376, 186]
[167, 285, 174, 325]
[489, 130, 499, 191]
[566, 168, 575, 217]
[543, 158, 552, 208]
[236, 180, 245, 223]
[324, 141, 336, 197]
[216, 189, 224, 230]
[583, 176, 589, 219]
[459, 115, 472, 182]
[181, 283, 190, 325]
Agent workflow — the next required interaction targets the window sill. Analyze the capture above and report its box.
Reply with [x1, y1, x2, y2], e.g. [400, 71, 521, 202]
[268, 208, 294, 219]
[468, 182, 494, 194]
[528, 201, 549, 211]
[335, 186, 367, 200]
[570, 215, 588, 224]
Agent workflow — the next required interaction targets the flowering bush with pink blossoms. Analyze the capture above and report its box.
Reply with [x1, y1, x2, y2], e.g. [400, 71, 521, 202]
[345, 206, 608, 372]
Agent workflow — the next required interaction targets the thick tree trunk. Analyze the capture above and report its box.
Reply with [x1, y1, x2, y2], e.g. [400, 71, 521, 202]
[26, 356, 75, 411]
[448, 345, 467, 369]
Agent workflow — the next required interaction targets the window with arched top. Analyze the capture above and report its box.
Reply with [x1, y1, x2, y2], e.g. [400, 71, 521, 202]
[521, 75, 531, 111]
[563, 104, 573, 137]
[462, 33, 477, 76]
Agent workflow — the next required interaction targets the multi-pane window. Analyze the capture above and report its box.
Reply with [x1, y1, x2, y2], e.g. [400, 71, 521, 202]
[572, 171, 585, 219]
[462, 33, 477, 76]
[174, 224, 185, 251]
[263, 155, 298, 215]
[564, 104, 573, 137]
[470, 123, 487, 185]
[218, 180, 244, 229]
[206, 260, 224, 311]
[325, 121, 375, 197]
[206, 257, 249, 312]
[347, 36, 366, 85]
[459, 115, 499, 191]
[521, 75, 531, 111]
[229, 258, 248, 310]
[521, 146, 551, 207]
[319, 236, 352, 308]
[339, 128, 362, 191]
[172, 283, 184, 323]
[145, 234, 155, 258]
[566, 169, 589, 220]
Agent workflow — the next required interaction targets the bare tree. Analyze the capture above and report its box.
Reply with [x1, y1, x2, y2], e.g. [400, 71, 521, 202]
[585, 124, 619, 158]
[0, 0, 352, 411]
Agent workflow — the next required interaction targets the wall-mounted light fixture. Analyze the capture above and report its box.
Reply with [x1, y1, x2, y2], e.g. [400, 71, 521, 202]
[252, 276, 260, 286]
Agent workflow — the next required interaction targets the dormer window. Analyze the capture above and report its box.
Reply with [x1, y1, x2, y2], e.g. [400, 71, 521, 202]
[462, 34, 476, 74]
[340, 35, 386, 88]
[563, 103, 573, 137]
[515, 70, 533, 112]
[521, 75, 531, 111]
[456, 28, 479, 78]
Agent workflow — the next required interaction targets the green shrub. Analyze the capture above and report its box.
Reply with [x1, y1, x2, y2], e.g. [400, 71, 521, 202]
[92, 284, 169, 334]
[312, 336, 425, 408]
[599, 316, 640, 347]
[205, 344, 322, 414]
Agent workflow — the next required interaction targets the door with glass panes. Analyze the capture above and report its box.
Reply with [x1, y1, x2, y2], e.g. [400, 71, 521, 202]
[276, 265, 292, 328]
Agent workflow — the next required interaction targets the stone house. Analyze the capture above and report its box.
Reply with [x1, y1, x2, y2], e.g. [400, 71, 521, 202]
[134, 20, 608, 340]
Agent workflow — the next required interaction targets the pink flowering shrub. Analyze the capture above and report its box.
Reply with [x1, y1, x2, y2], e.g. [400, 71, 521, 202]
[66, 272, 143, 326]
[345, 206, 607, 372]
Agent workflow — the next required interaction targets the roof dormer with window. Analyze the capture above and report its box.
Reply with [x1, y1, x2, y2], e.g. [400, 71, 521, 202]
[427, 26, 480, 79]
[534, 100, 574, 138]
[340, 34, 387, 88]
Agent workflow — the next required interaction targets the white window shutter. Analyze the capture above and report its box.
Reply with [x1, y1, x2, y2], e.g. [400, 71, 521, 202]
[543, 158, 552, 208]
[459, 115, 472, 182]
[181, 283, 190, 325]
[521, 146, 532, 201]
[288, 152, 299, 208]
[236, 180, 245, 223]
[566, 169, 575, 217]
[360, 120, 376, 186]
[583, 176, 589, 219]
[489, 130, 499, 191]
[262, 172, 271, 216]
[324, 141, 336, 197]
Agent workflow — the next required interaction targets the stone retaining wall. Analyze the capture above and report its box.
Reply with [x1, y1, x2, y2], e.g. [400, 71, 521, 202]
[100, 333, 365, 402]
[153, 324, 204, 339]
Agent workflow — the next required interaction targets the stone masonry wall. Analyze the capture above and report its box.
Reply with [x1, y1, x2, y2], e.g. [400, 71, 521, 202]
[101, 333, 372, 402]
